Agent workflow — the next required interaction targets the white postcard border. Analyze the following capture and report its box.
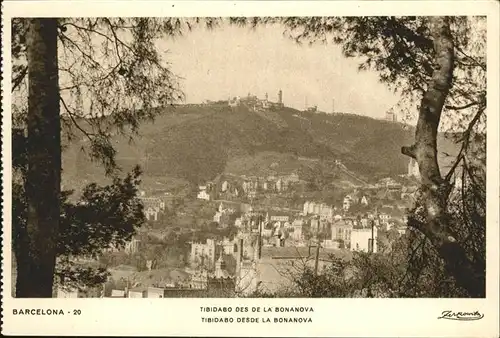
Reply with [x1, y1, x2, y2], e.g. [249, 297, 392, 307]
[2, 1, 499, 337]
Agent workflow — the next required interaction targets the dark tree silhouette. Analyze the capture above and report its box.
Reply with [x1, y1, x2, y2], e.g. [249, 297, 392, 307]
[11, 17, 218, 297]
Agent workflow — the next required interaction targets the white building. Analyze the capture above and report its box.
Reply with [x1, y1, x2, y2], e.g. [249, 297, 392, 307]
[110, 289, 126, 297]
[144, 207, 159, 221]
[320, 205, 334, 220]
[190, 239, 216, 269]
[343, 195, 353, 211]
[125, 238, 141, 254]
[268, 213, 290, 223]
[323, 239, 340, 249]
[310, 218, 320, 232]
[242, 181, 249, 193]
[221, 237, 237, 256]
[360, 196, 369, 206]
[303, 201, 310, 215]
[379, 213, 390, 224]
[276, 179, 282, 192]
[350, 227, 378, 253]
[191, 270, 209, 289]
[56, 287, 81, 298]
[307, 202, 314, 214]
[288, 224, 303, 241]
[408, 158, 420, 178]
[127, 288, 146, 298]
[147, 287, 165, 298]
[234, 217, 243, 228]
[197, 190, 210, 201]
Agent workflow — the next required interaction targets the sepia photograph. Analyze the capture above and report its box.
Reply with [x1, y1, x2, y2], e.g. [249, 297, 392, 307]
[2, 1, 499, 336]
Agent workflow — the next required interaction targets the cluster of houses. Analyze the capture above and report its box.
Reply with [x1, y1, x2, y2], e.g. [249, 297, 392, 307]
[212, 201, 250, 226]
[58, 191, 411, 298]
[197, 173, 300, 201]
[90, 163, 420, 298]
[184, 207, 396, 296]
[206, 196, 407, 254]
[385, 110, 398, 122]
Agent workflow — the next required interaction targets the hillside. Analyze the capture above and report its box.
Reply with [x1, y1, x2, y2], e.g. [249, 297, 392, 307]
[62, 103, 459, 191]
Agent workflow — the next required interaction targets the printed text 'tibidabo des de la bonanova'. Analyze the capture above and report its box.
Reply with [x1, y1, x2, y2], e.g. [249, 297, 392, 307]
[200, 306, 314, 323]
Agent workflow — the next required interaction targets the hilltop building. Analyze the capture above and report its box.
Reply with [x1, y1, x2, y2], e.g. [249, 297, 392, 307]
[331, 220, 353, 248]
[385, 110, 397, 122]
[228, 90, 284, 111]
[278, 89, 284, 107]
[306, 105, 318, 113]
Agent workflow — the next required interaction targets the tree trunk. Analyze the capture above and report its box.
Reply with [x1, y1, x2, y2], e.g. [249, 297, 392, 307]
[402, 16, 485, 297]
[16, 18, 61, 297]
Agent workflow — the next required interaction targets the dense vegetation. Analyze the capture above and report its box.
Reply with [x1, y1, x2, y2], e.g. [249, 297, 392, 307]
[62, 104, 456, 190]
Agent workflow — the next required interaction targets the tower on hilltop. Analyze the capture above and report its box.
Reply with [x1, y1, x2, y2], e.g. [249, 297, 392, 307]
[278, 89, 283, 106]
[385, 110, 397, 122]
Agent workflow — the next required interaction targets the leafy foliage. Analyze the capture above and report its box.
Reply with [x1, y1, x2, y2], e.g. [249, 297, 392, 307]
[11, 18, 220, 174]
[58, 166, 144, 257]
[11, 17, 218, 295]
[13, 165, 145, 291]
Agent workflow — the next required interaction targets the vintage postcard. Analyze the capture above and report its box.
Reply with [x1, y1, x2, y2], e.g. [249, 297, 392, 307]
[1, 0, 499, 336]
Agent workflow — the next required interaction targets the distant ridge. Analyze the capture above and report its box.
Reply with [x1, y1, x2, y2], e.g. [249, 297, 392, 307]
[62, 103, 459, 190]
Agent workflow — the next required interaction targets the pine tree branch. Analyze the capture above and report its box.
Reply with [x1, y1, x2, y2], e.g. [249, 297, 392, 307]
[401, 144, 417, 159]
[12, 65, 28, 92]
[59, 95, 96, 142]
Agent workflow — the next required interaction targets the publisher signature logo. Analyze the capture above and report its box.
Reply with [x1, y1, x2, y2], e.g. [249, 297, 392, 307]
[438, 310, 484, 321]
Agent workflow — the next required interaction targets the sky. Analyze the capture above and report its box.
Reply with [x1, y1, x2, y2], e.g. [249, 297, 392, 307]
[161, 24, 401, 120]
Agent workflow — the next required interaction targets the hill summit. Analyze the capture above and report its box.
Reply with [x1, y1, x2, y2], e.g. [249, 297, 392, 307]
[62, 101, 456, 190]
